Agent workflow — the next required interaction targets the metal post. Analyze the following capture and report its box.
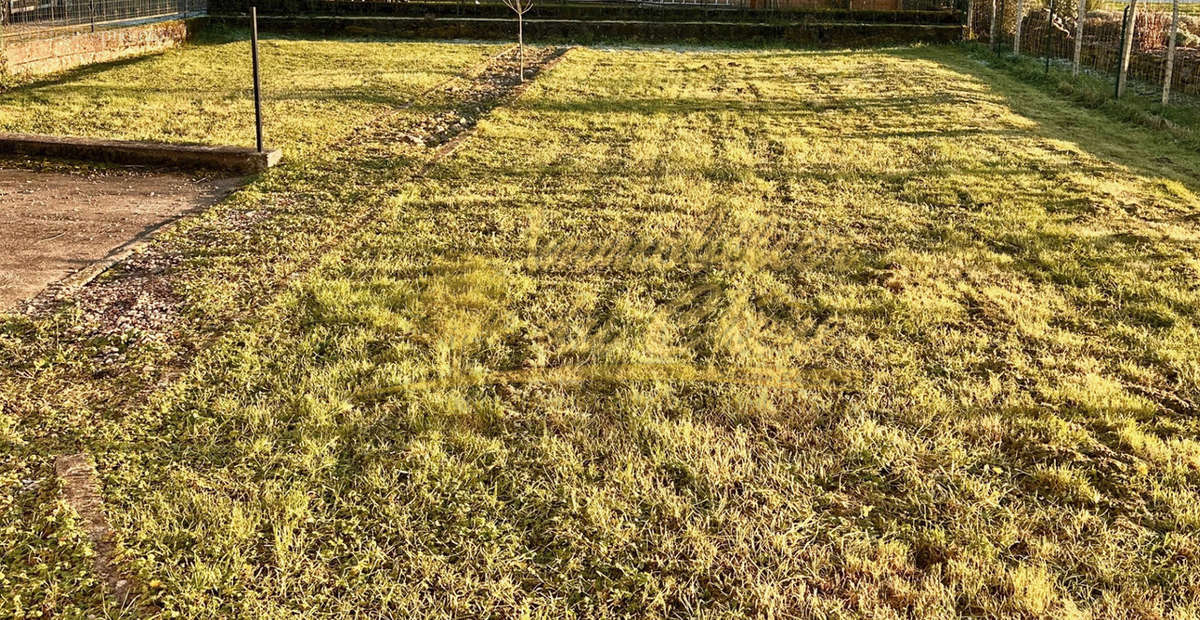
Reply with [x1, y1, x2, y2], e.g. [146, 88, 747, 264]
[251, 6, 264, 153]
[1014, 0, 1024, 54]
[1114, 4, 1130, 98]
[1117, 0, 1138, 98]
[966, 0, 975, 39]
[990, 0, 998, 52]
[1162, 0, 1179, 105]
[1073, 0, 1085, 76]
[1044, 0, 1054, 73]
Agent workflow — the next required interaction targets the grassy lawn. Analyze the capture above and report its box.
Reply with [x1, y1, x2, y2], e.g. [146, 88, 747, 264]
[0, 37, 512, 618]
[961, 43, 1200, 149]
[4, 42, 1200, 617]
[0, 30, 506, 155]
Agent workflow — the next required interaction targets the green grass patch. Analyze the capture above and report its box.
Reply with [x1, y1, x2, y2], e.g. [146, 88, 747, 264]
[0, 30, 506, 155]
[962, 42, 1200, 149]
[0, 37, 506, 619]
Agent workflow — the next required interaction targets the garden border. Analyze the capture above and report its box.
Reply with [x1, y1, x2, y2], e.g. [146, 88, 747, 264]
[0, 132, 281, 173]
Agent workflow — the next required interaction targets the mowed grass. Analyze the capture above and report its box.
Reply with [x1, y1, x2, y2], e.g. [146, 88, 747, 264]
[8, 44, 1200, 616]
[0, 38, 506, 618]
[0, 30, 505, 155]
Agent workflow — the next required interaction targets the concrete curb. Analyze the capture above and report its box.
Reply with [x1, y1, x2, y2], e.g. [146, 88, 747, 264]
[0, 132, 282, 174]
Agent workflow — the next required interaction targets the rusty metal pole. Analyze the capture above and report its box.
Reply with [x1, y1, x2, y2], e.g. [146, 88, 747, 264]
[251, 6, 264, 153]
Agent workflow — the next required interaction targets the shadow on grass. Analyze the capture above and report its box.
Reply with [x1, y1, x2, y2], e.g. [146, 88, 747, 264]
[892, 46, 1200, 192]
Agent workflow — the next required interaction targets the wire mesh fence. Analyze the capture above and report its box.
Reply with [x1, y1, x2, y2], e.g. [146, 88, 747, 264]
[967, 0, 1199, 103]
[632, 0, 958, 7]
[1, 0, 206, 40]
[208, 0, 964, 17]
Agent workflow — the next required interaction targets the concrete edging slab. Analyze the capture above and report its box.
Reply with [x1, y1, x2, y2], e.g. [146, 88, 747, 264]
[0, 132, 282, 174]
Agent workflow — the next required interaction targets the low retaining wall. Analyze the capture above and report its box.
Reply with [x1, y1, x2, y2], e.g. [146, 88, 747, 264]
[0, 132, 281, 174]
[0, 18, 204, 76]
[212, 15, 962, 46]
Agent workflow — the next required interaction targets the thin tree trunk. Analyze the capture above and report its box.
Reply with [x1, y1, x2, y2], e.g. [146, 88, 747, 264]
[1073, 0, 1085, 76]
[518, 10, 525, 82]
[1117, 0, 1138, 97]
[1163, 0, 1179, 105]
[1014, 0, 1025, 54]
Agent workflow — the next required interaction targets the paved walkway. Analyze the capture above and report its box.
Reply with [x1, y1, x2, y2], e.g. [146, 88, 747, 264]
[0, 164, 239, 311]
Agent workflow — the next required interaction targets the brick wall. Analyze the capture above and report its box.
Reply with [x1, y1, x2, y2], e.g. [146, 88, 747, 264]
[1, 19, 202, 76]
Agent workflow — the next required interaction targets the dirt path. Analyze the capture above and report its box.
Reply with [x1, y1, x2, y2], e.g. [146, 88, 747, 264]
[0, 164, 241, 311]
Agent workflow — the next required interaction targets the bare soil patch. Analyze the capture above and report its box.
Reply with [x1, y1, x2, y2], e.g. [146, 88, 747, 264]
[0, 163, 241, 311]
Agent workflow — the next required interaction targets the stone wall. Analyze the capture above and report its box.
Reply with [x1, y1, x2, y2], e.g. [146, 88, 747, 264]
[1, 18, 203, 77]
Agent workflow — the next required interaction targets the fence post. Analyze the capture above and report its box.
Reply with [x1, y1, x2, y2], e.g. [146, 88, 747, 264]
[1014, 0, 1024, 54]
[251, 6, 264, 153]
[1044, 0, 1054, 73]
[1073, 0, 1084, 76]
[1162, 0, 1178, 105]
[1116, 0, 1137, 98]
[990, 0, 998, 51]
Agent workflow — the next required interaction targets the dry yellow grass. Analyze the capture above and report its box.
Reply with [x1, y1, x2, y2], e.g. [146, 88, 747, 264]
[3, 42, 1200, 617]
